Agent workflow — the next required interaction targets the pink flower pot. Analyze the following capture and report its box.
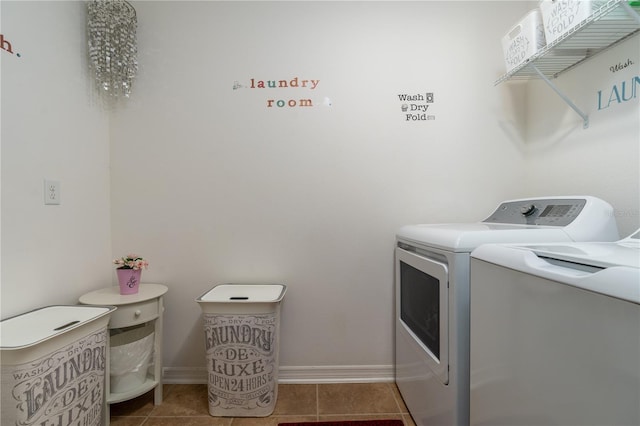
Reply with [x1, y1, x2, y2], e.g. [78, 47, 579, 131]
[117, 268, 141, 295]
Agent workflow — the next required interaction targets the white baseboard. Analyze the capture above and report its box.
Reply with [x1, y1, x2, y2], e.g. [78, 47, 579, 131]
[162, 367, 208, 384]
[162, 365, 395, 384]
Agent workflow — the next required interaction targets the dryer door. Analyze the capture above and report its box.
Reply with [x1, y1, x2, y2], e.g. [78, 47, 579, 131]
[396, 247, 449, 384]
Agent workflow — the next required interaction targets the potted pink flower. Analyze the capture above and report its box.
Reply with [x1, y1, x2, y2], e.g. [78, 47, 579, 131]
[113, 254, 149, 295]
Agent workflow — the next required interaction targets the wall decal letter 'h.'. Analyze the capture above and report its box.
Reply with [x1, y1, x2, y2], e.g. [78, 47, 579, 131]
[0, 34, 14, 54]
[0, 34, 13, 53]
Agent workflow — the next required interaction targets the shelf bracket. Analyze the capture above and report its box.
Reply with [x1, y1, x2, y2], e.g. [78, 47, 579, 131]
[529, 64, 589, 129]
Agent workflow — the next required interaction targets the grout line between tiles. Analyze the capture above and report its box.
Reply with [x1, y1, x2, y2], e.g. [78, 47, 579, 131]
[316, 383, 320, 421]
[389, 383, 404, 414]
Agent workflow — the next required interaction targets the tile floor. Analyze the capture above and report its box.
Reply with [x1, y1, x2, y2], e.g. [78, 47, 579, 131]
[110, 383, 416, 426]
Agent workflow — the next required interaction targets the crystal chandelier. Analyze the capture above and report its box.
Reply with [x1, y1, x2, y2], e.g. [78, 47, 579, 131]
[87, 0, 138, 104]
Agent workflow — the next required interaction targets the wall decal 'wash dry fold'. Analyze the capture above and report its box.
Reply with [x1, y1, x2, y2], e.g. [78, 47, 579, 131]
[398, 91, 436, 122]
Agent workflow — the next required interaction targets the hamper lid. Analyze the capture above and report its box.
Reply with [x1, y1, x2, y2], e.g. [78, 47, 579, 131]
[0, 305, 115, 349]
[197, 284, 286, 303]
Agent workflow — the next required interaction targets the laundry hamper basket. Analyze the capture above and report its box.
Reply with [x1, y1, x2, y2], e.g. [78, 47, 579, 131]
[196, 284, 287, 417]
[0, 305, 115, 426]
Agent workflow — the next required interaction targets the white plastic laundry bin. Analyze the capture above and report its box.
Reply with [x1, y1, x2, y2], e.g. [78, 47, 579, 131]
[501, 8, 547, 72]
[110, 323, 155, 393]
[0, 305, 115, 426]
[196, 284, 287, 417]
[539, 0, 637, 44]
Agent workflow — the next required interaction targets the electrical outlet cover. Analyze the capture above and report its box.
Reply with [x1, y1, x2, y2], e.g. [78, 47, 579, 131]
[44, 179, 61, 205]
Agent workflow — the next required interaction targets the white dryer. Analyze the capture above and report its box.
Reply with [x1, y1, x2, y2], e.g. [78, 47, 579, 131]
[469, 230, 640, 426]
[395, 196, 619, 426]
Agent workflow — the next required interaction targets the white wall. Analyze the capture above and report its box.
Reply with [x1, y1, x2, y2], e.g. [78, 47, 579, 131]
[109, 1, 529, 380]
[1, 1, 112, 319]
[522, 34, 640, 237]
[4, 1, 635, 384]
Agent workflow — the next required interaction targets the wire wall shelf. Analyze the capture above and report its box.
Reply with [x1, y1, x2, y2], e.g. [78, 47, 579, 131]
[496, 0, 640, 84]
[495, 0, 640, 129]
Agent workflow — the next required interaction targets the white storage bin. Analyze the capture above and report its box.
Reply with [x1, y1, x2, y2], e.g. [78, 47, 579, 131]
[110, 323, 155, 394]
[197, 284, 287, 417]
[1, 305, 115, 426]
[502, 9, 547, 73]
[540, 0, 606, 44]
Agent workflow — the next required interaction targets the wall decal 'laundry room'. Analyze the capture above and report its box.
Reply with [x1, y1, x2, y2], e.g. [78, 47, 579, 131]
[0, 33, 22, 58]
[233, 76, 330, 109]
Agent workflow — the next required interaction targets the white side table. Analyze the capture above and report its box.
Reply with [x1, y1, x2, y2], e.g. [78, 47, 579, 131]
[79, 283, 168, 423]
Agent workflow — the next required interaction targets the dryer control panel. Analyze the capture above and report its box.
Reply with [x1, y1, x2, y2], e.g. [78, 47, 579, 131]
[483, 198, 587, 227]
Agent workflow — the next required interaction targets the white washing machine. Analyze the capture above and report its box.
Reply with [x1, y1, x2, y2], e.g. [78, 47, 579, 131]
[469, 229, 640, 426]
[395, 196, 620, 426]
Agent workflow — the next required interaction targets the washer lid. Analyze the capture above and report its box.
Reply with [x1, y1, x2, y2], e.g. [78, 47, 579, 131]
[471, 243, 640, 303]
[517, 229, 640, 269]
[397, 196, 620, 252]
[396, 223, 573, 252]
